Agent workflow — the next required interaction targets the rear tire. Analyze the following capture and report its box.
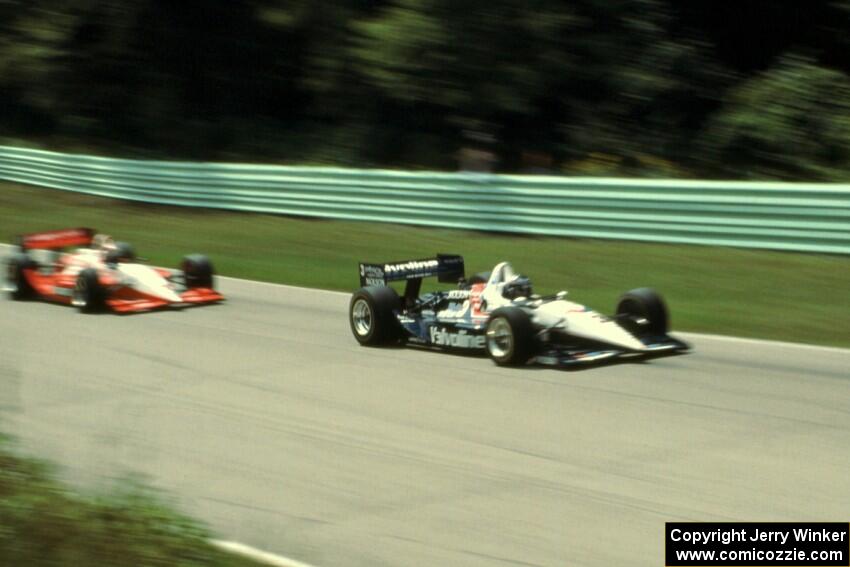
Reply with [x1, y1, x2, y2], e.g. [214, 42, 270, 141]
[485, 307, 536, 366]
[72, 268, 105, 313]
[6, 252, 36, 300]
[181, 254, 214, 289]
[349, 286, 402, 346]
[616, 287, 668, 336]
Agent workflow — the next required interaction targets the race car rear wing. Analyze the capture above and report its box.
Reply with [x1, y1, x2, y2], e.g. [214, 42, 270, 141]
[359, 254, 465, 301]
[15, 227, 95, 251]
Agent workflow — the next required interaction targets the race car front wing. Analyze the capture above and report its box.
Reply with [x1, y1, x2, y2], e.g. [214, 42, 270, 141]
[533, 334, 689, 367]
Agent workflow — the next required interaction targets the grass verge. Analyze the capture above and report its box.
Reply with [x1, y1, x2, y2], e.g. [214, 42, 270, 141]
[1, 181, 848, 347]
[0, 435, 265, 567]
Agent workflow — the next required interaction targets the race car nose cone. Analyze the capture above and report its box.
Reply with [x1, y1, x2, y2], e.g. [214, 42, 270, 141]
[557, 305, 647, 351]
[117, 263, 183, 304]
[152, 286, 183, 303]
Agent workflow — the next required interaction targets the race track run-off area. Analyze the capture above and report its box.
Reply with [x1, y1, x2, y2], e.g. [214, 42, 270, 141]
[1, 275, 849, 567]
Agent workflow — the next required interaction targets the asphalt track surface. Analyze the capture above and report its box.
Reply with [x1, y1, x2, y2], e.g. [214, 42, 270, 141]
[2, 271, 849, 566]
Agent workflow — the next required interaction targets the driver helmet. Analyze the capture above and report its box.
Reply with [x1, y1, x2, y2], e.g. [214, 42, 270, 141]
[502, 274, 533, 300]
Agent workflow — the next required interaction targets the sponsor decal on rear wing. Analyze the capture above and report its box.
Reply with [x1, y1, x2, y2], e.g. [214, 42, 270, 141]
[359, 254, 465, 287]
[16, 227, 95, 250]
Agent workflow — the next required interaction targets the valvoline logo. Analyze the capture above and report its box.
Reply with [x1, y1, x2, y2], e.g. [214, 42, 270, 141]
[429, 327, 485, 349]
[384, 259, 439, 273]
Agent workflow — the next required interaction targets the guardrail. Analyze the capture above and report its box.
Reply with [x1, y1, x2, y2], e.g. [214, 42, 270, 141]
[1, 145, 848, 254]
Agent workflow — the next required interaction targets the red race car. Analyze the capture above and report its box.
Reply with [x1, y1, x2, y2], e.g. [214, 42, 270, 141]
[4, 228, 223, 313]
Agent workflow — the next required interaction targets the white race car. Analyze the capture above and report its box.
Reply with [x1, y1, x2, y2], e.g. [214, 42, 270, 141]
[350, 254, 689, 366]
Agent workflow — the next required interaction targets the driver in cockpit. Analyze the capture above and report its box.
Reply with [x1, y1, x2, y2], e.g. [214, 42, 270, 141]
[91, 233, 117, 256]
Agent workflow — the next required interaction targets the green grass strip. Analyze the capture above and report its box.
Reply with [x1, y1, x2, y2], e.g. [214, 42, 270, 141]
[0, 434, 268, 567]
[2, 182, 848, 347]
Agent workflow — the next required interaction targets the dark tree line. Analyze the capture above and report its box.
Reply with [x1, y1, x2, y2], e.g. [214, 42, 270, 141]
[1, 0, 848, 179]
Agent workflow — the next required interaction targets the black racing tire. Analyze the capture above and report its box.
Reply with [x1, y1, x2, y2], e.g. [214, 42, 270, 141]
[6, 252, 36, 300]
[72, 268, 105, 313]
[616, 287, 669, 336]
[105, 241, 137, 264]
[181, 254, 214, 289]
[485, 306, 536, 366]
[349, 286, 402, 346]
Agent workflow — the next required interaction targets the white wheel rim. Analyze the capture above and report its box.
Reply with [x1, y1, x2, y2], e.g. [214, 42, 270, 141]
[6, 264, 19, 293]
[486, 317, 513, 358]
[71, 277, 87, 307]
[352, 298, 373, 337]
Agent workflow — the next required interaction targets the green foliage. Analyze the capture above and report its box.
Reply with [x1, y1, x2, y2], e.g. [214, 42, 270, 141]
[0, 437, 253, 566]
[0, 0, 848, 178]
[697, 55, 850, 180]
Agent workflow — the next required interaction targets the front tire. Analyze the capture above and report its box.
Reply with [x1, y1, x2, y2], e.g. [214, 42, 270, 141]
[72, 268, 105, 313]
[181, 254, 214, 289]
[485, 307, 536, 366]
[6, 252, 36, 300]
[349, 286, 402, 346]
[616, 287, 669, 336]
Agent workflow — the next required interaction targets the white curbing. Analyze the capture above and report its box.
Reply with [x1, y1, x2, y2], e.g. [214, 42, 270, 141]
[210, 539, 317, 567]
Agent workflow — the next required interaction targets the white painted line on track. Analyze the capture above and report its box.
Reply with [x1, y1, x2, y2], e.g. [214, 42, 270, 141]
[210, 539, 317, 567]
[676, 332, 850, 355]
[218, 275, 349, 297]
